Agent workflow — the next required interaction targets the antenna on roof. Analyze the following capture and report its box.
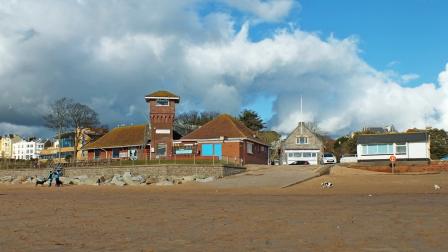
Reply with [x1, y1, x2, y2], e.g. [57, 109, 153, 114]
[300, 95, 303, 135]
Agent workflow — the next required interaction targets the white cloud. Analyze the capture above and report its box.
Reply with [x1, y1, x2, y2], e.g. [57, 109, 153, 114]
[0, 0, 448, 138]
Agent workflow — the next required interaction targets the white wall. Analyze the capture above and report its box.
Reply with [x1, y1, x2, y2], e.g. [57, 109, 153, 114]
[285, 149, 321, 165]
[357, 142, 430, 161]
[13, 140, 45, 160]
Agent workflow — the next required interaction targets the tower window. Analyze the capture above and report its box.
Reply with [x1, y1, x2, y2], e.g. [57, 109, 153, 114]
[156, 99, 169, 106]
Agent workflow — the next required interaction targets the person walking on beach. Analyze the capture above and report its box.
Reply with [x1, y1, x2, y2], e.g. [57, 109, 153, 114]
[54, 169, 62, 187]
[47, 170, 54, 187]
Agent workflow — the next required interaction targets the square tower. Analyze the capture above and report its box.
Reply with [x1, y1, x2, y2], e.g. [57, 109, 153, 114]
[145, 90, 180, 158]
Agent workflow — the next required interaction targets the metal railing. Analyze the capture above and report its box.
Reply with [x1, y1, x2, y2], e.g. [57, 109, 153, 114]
[0, 155, 243, 170]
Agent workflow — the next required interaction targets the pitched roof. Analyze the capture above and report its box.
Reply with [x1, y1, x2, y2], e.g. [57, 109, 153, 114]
[145, 90, 179, 99]
[357, 132, 428, 144]
[83, 125, 149, 149]
[181, 114, 267, 145]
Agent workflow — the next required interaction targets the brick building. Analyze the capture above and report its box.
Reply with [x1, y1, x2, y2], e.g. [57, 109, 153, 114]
[177, 114, 269, 165]
[144, 90, 180, 158]
[83, 90, 181, 160]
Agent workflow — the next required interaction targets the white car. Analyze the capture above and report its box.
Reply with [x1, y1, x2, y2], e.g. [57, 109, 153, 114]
[322, 153, 337, 164]
[340, 154, 358, 163]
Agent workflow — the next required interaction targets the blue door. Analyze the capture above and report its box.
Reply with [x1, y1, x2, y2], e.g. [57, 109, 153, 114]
[201, 144, 213, 156]
[214, 144, 222, 159]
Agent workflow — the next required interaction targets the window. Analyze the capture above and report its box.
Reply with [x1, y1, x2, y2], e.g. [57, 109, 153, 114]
[260, 146, 265, 152]
[294, 152, 302, 157]
[94, 150, 101, 160]
[362, 144, 393, 155]
[247, 142, 253, 154]
[288, 153, 293, 158]
[303, 152, 312, 158]
[396, 143, 407, 155]
[311, 153, 317, 157]
[296, 137, 308, 145]
[157, 144, 167, 156]
[112, 149, 120, 159]
[156, 99, 169, 106]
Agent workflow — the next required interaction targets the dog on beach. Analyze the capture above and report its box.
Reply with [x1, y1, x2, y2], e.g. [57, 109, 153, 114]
[321, 181, 333, 189]
[35, 178, 47, 186]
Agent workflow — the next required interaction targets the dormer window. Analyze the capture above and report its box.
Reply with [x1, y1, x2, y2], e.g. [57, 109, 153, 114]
[296, 137, 308, 144]
[156, 99, 169, 106]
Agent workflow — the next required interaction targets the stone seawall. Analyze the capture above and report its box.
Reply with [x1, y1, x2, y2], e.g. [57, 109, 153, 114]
[0, 165, 246, 178]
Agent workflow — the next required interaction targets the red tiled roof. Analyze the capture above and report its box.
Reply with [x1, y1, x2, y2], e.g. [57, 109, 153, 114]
[83, 125, 148, 149]
[181, 114, 267, 145]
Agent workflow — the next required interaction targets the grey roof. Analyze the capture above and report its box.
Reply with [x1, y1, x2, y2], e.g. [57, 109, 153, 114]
[357, 132, 428, 144]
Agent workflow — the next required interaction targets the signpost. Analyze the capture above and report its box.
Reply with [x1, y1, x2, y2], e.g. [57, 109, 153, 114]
[390, 155, 397, 174]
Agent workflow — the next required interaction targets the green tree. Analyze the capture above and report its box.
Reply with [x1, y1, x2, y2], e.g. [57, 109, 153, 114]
[238, 109, 265, 131]
[333, 134, 359, 158]
[428, 128, 448, 159]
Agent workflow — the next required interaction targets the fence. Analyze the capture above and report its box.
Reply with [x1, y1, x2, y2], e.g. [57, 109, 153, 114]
[0, 155, 243, 170]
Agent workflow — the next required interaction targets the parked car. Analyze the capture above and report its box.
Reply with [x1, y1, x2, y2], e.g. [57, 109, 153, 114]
[289, 160, 310, 165]
[340, 154, 358, 163]
[322, 153, 337, 164]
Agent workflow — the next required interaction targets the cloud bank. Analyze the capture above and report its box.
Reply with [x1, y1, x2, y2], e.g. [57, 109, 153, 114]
[0, 0, 447, 138]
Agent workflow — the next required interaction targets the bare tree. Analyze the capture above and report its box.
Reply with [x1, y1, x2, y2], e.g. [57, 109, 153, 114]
[44, 98, 99, 163]
[43, 98, 70, 160]
[66, 102, 99, 162]
[175, 111, 219, 135]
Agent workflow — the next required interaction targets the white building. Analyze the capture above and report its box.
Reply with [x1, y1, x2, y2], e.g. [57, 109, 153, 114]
[357, 132, 430, 162]
[13, 139, 45, 160]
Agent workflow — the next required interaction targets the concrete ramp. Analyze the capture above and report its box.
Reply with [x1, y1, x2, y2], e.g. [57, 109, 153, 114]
[209, 165, 331, 189]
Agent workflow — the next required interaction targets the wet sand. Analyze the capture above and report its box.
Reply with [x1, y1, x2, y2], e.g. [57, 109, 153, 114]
[1, 172, 448, 251]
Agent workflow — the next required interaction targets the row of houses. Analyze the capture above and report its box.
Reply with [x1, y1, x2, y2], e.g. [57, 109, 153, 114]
[0, 135, 52, 160]
[1, 90, 432, 164]
[281, 122, 430, 164]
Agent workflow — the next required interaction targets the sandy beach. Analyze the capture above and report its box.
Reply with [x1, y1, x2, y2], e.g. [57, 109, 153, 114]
[1, 171, 448, 251]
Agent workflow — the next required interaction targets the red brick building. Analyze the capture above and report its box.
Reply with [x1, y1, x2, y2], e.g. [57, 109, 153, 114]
[84, 90, 181, 160]
[177, 114, 269, 165]
[144, 90, 180, 158]
[84, 125, 150, 160]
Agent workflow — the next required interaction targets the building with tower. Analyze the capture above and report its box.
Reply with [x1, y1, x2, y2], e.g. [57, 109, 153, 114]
[144, 90, 180, 158]
[83, 90, 181, 160]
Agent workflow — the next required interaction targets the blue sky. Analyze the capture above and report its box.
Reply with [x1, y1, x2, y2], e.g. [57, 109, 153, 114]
[297, 0, 448, 85]
[242, 0, 448, 121]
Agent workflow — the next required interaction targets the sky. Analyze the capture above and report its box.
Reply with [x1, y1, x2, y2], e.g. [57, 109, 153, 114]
[0, 0, 448, 138]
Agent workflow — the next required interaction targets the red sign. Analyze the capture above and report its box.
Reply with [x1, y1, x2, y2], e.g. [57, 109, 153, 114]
[390, 155, 397, 162]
